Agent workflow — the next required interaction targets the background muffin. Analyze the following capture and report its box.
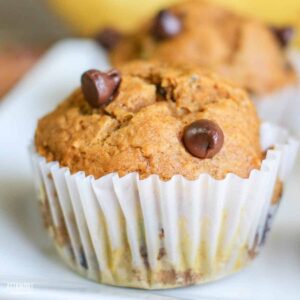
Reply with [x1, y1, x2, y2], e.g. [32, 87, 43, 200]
[108, 0, 296, 96]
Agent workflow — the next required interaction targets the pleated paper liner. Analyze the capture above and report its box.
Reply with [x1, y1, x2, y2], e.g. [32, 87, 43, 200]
[30, 123, 298, 289]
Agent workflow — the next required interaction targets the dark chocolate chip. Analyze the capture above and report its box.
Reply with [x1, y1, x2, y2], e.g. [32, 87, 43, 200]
[157, 247, 166, 260]
[81, 69, 121, 108]
[95, 27, 121, 50]
[152, 9, 182, 40]
[156, 85, 167, 99]
[260, 202, 280, 246]
[270, 26, 294, 48]
[140, 246, 149, 269]
[159, 228, 165, 240]
[183, 119, 224, 159]
[79, 247, 88, 269]
[68, 245, 75, 261]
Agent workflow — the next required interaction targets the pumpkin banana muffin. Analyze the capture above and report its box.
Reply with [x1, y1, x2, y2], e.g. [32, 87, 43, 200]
[31, 61, 297, 289]
[106, 0, 296, 96]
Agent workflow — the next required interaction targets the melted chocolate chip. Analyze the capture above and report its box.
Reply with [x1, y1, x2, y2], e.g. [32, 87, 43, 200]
[270, 26, 294, 48]
[81, 69, 121, 108]
[183, 119, 224, 159]
[152, 9, 182, 40]
[95, 27, 121, 50]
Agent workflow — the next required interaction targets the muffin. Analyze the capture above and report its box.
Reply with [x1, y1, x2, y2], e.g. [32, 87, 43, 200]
[107, 0, 295, 95]
[100, 0, 299, 129]
[31, 61, 298, 289]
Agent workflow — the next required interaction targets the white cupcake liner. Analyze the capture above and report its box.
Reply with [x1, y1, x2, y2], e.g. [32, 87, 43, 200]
[30, 123, 298, 289]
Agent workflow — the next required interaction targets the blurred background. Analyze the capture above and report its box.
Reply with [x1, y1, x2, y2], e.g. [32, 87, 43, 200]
[1, 0, 300, 99]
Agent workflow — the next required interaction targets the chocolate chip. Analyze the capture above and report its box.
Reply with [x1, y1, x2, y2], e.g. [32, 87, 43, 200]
[79, 247, 88, 269]
[159, 228, 165, 240]
[152, 9, 182, 40]
[95, 27, 121, 50]
[183, 119, 224, 159]
[81, 69, 121, 108]
[140, 246, 149, 269]
[157, 247, 166, 260]
[270, 26, 294, 48]
[156, 85, 167, 99]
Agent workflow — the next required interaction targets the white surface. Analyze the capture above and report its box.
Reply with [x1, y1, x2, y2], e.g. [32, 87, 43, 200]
[0, 39, 300, 300]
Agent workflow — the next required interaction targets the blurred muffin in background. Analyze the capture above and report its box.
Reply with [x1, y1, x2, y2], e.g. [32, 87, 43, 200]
[108, 0, 296, 96]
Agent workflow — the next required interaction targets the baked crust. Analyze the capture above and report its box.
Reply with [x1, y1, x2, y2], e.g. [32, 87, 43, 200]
[35, 61, 261, 180]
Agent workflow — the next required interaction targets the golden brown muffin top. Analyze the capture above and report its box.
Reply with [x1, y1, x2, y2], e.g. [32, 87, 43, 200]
[35, 61, 261, 180]
[109, 0, 296, 96]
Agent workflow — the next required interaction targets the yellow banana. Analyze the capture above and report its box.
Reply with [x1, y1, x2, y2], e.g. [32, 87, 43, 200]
[49, 0, 180, 34]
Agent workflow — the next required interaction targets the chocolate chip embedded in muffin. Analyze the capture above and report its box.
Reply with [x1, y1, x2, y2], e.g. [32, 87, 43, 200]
[152, 9, 182, 40]
[81, 69, 121, 108]
[95, 27, 122, 50]
[35, 61, 261, 180]
[270, 26, 294, 48]
[183, 119, 224, 159]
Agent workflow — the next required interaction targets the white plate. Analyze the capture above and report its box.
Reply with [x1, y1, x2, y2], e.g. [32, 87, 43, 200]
[0, 39, 300, 300]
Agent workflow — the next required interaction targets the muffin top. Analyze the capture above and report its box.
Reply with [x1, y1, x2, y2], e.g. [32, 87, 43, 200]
[108, 0, 296, 96]
[35, 61, 261, 180]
